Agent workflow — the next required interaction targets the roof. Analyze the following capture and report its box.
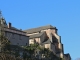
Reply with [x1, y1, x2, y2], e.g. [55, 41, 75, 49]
[64, 53, 71, 60]
[0, 11, 26, 33]
[4, 26, 26, 33]
[29, 31, 45, 38]
[10, 27, 26, 33]
[24, 25, 57, 34]
[42, 39, 51, 44]
[64, 53, 70, 57]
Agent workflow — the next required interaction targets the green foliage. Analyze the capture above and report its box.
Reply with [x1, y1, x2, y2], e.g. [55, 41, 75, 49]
[23, 52, 27, 60]
[0, 34, 11, 52]
[60, 58, 64, 60]
[22, 44, 62, 60]
[0, 21, 10, 52]
[14, 51, 20, 57]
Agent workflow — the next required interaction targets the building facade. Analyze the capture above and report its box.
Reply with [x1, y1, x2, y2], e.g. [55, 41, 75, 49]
[24, 25, 64, 58]
[0, 13, 29, 46]
[0, 11, 71, 60]
[24, 25, 71, 60]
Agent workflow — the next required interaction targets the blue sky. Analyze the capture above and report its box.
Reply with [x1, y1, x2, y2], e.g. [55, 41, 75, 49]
[0, 0, 80, 59]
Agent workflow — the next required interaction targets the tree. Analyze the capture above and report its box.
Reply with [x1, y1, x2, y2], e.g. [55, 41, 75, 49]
[0, 19, 10, 53]
[22, 43, 40, 60]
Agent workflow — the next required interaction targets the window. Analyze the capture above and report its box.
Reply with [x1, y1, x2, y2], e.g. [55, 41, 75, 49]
[45, 44, 50, 49]
[26, 43, 27, 45]
[29, 40, 34, 44]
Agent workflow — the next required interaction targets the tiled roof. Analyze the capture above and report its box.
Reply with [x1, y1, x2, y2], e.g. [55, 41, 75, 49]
[3, 26, 26, 33]
[24, 25, 56, 34]
[11, 27, 26, 33]
[29, 31, 45, 38]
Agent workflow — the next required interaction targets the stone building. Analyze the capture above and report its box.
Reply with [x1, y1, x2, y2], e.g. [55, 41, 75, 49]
[64, 53, 71, 60]
[24, 25, 71, 60]
[24, 25, 64, 58]
[0, 11, 29, 46]
[0, 11, 71, 60]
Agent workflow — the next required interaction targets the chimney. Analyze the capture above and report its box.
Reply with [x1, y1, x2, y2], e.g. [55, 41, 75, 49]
[8, 22, 11, 28]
